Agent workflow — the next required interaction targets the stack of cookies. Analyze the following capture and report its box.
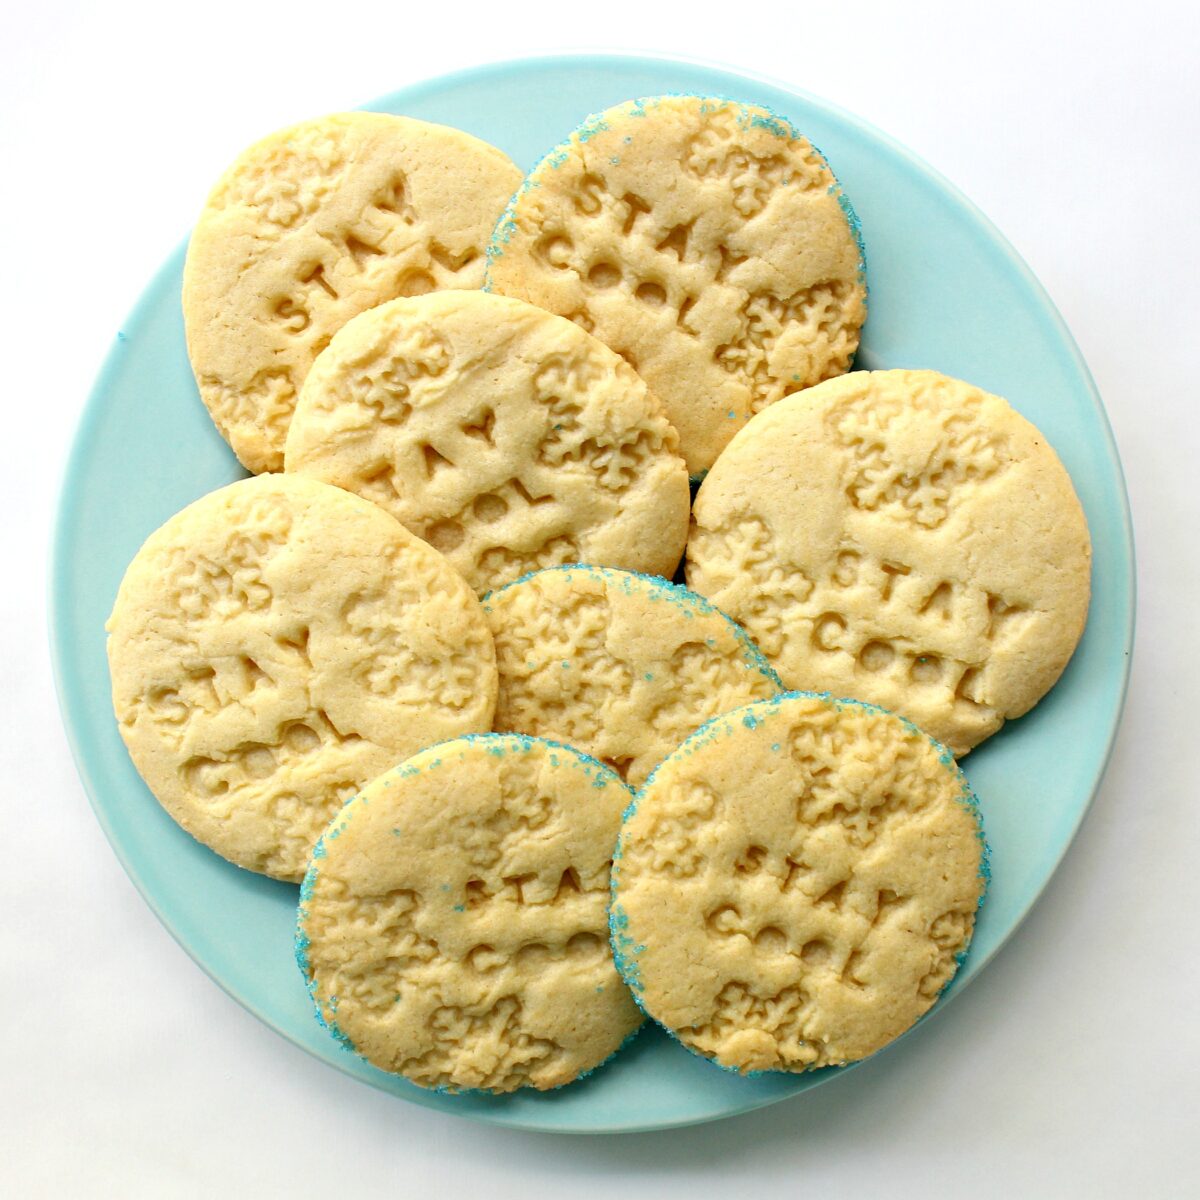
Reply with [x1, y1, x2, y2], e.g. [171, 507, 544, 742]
[107, 96, 1091, 1094]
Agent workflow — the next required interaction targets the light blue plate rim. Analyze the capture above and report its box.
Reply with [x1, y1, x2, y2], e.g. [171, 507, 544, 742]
[48, 51, 1135, 1134]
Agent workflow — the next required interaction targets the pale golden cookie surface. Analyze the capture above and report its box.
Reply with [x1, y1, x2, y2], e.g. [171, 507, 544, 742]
[106, 475, 497, 881]
[611, 693, 986, 1073]
[483, 566, 782, 788]
[687, 369, 1092, 755]
[183, 112, 522, 473]
[285, 291, 689, 593]
[486, 95, 866, 476]
[297, 735, 642, 1092]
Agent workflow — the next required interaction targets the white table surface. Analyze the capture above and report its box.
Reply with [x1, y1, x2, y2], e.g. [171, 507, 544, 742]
[5, 2, 1198, 1195]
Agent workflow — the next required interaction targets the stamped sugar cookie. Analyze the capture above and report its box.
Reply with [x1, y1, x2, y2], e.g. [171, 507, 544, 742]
[183, 112, 522, 473]
[483, 566, 782, 787]
[106, 475, 497, 881]
[284, 290, 690, 593]
[687, 369, 1092, 755]
[485, 95, 866, 476]
[296, 735, 642, 1092]
[611, 693, 987, 1073]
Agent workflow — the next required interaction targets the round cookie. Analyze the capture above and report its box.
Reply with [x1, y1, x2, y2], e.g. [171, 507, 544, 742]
[296, 735, 643, 1092]
[485, 95, 866, 477]
[183, 112, 522, 473]
[106, 474, 497, 881]
[687, 369, 1092, 756]
[284, 290, 690, 593]
[611, 693, 987, 1073]
[482, 566, 782, 788]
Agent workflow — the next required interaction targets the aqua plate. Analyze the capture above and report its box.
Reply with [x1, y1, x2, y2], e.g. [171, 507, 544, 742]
[50, 53, 1134, 1134]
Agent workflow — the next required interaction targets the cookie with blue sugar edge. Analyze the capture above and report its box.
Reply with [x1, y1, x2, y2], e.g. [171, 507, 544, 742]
[610, 692, 987, 1074]
[296, 734, 642, 1093]
[284, 289, 690, 594]
[483, 565, 783, 788]
[486, 94, 866, 477]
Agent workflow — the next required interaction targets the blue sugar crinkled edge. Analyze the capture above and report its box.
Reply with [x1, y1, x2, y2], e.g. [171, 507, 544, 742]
[295, 731, 646, 1095]
[608, 690, 990, 1079]
[483, 91, 868, 302]
[481, 562, 784, 694]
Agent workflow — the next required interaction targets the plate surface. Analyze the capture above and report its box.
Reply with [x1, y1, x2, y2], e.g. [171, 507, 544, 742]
[50, 53, 1134, 1134]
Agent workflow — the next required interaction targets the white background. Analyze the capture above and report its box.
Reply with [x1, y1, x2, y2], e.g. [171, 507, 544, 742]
[4, 1, 1198, 1195]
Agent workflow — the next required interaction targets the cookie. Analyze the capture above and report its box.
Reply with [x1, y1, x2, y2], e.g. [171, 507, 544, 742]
[687, 369, 1092, 755]
[296, 735, 642, 1092]
[284, 290, 690, 593]
[183, 112, 522, 473]
[106, 474, 497, 881]
[483, 566, 782, 787]
[611, 693, 987, 1073]
[485, 95, 866, 476]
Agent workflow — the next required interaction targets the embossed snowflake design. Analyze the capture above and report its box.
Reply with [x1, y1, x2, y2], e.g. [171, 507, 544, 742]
[832, 392, 1005, 529]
